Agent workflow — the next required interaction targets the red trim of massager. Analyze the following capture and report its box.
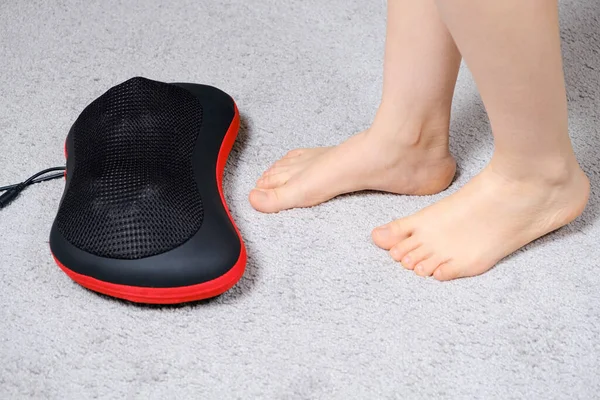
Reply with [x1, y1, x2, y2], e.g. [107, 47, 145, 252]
[52, 105, 247, 304]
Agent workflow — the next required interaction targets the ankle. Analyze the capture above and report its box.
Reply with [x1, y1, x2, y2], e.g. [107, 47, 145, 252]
[489, 153, 584, 187]
[369, 102, 451, 150]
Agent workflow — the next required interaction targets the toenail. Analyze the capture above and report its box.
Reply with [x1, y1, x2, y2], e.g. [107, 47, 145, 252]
[376, 226, 390, 236]
[252, 190, 268, 200]
[402, 256, 411, 265]
[416, 264, 424, 273]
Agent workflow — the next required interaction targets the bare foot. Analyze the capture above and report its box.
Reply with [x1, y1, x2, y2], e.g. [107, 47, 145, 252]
[372, 161, 590, 280]
[249, 115, 457, 213]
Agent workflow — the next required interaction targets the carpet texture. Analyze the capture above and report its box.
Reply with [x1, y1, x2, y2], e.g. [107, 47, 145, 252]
[1, 0, 599, 398]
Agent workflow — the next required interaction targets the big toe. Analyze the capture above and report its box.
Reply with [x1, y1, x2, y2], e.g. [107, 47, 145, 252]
[249, 186, 299, 213]
[371, 219, 411, 250]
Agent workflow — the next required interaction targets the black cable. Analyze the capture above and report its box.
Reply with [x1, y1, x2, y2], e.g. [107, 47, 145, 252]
[0, 166, 66, 209]
[0, 170, 66, 192]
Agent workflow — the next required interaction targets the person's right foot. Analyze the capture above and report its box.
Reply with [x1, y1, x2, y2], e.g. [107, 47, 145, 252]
[248, 113, 457, 213]
[371, 158, 590, 281]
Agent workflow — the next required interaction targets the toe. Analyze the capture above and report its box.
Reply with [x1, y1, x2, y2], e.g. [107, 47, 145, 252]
[262, 166, 289, 179]
[284, 147, 330, 160]
[433, 262, 461, 281]
[273, 157, 302, 168]
[256, 172, 291, 189]
[389, 236, 421, 263]
[283, 149, 306, 159]
[401, 246, 432, 271]
[249, 185, 300, 213]
[372, 218, 413, 250]
[414, 255, 445, 277]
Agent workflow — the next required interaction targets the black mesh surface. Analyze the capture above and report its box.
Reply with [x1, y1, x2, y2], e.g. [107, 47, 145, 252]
[55, 77, 204, 260]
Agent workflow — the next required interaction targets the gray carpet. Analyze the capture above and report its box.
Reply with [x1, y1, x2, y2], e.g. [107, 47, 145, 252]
[1, 0, 599, 398]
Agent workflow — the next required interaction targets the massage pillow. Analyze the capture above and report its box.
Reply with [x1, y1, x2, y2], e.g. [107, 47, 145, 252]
[49, 77, 246, 304]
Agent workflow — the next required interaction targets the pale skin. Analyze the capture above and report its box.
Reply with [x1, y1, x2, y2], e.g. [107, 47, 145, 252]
[248, 0, 590, 280]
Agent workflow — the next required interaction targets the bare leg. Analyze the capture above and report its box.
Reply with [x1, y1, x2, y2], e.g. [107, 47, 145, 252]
[249, 0, 461, 213]
[373, 0, 590, 280]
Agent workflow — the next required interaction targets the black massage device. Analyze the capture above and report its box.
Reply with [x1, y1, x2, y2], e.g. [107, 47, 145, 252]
[29, 76, 246, 304]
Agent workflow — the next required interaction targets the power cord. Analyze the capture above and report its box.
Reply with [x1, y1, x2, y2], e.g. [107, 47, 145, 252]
[0, 166, 66, 209]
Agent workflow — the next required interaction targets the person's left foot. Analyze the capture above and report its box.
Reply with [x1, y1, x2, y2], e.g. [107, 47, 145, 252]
[248, 117, 456, 213]
[372, 162, 590, 280]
